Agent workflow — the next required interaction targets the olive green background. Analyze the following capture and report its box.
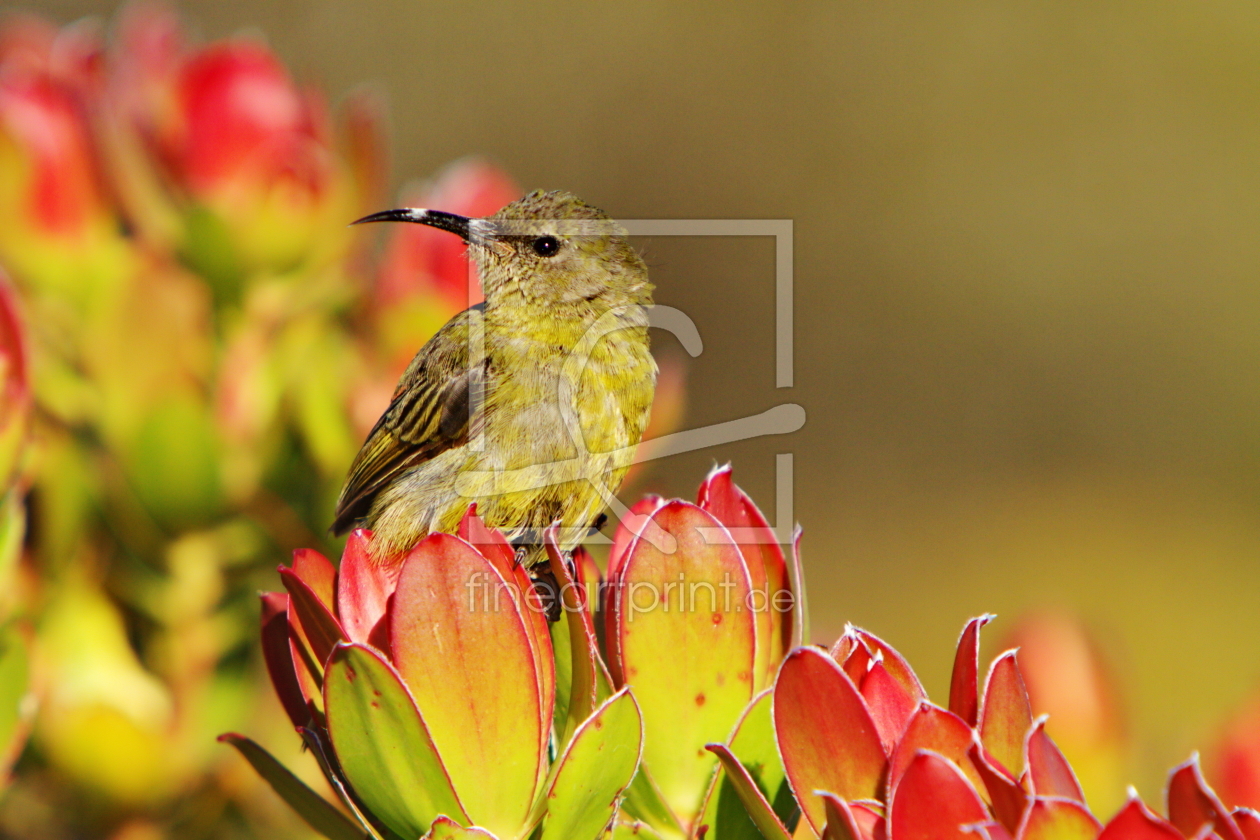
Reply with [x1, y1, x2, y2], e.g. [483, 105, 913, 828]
[36, 0, 1260, 795]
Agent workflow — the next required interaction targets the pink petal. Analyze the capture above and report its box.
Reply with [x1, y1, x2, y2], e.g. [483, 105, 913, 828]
[889, 703, 982, 797]
[968, 744, 1029, 833]
[606, 495, 665, 584]
[291, 547, 336, 612]
[838, 631, 875, 686]
[697, 465, 792, 686]
[1025, 718, 1084, 803]
[888, 751, 989, 839]
[860, 660, 918, 753]
[259, 592, 311, 728]
[964, 822, 1014, 840]
[979, 650, 1034, 777]
[335, 530, 398, 646]
[950, 615, 995, 727]
[280, 565, 345, 667]
[1098, 796, 1185, 840]
[1016, 797, 1100, 840]
[1168, 756, 1245, 840]
[850, 627, 927, 707]
[820, 792, 884, 840]
[456, 505, 515, 570]
[1233, 810, 1260, 840]
[774, 647, 886, 834]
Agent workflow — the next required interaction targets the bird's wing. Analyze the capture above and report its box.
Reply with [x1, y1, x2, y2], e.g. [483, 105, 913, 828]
[331, 305, 486, 535]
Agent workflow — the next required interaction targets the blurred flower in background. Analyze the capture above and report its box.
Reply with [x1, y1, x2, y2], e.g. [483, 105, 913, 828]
[0, 4, 685, 838]
[0, 271, 34, 796]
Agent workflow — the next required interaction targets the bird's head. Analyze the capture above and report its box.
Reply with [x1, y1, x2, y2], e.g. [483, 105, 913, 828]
[354, 190, 651, 308]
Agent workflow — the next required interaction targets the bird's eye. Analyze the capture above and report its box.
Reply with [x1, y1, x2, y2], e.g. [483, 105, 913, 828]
[531, 236, 561, 257]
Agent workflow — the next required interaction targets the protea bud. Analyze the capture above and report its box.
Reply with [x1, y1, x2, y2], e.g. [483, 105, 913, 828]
[0, 17, 131, 299]
[714, 615, 1253, 839]
[229, 508, 643, 840]
[601, 466, 805, 838]
[0, 272, 29, 489]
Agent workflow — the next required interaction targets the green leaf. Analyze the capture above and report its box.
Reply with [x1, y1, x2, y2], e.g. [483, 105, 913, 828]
[696, 690, 793, 840]
[621, 768, 685, 839]
[550, 610, 575, 749]
[704, 745, 790, 840]
[218, 733, 368, 840]
[299, 727, 396, 840]
[324, 643, 468, 839]
[540, 688, 643, 840]
[0, 621, 32, 783]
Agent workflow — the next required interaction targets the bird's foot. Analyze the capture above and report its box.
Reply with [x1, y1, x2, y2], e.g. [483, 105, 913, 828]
[528, 563, 562, 623]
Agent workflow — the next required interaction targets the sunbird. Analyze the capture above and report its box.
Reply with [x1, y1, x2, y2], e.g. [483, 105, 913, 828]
[333, 190, 656, 566]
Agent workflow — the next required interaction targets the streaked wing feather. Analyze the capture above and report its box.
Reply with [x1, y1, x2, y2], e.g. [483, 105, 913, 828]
[331, 306, 484, 535]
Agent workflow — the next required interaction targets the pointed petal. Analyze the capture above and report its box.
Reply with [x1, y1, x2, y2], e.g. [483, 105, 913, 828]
[788, 526, 809, 649]
[324, 642, 467, 839]
[889, 703, 982, 797]
[698, 466, 792, 689]
[706, 742, 793, 840]
[457, 505, 516, 569]
[829, 631, 859, 665]
[281, 565, 345, 667]
[260, 592, 313, 728]
[847, 804, 886, 840]
[1233, 810, 1260, 840]
[888, 751, 988, 839]
[819, 793, 869, 840]
[1016, 797, 1100, 840]
[335, 530, 398, 645]
[850, 628, 927, 707]
[861, 660, 919, 753]
[1168, 756, 1245, 840]
[607, 495, 665, 583]
[292, 548, 337, 611]
[1025, 718, 1085, 803]
[979, 650, 1034, 777]
[218, 733, 367, 840]
[964, 823, 1014, 840]
[838, 633, 875, 687]
[968, 745, 1029, 834]
[390, 533, 545, 838]
[610, 501, 758, 823]
[288, 608, 324, 708]
[774, 647, 886, 834]
[541, 688, 644, 840]
[1098, 796, 1183, 840]
[951, 615, 995, 727]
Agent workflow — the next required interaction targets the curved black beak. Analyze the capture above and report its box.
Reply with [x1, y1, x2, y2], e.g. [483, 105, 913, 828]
[351, 208, 471, 242]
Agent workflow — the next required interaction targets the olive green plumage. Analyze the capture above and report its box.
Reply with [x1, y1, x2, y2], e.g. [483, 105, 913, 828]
[333, 190, 656, 564]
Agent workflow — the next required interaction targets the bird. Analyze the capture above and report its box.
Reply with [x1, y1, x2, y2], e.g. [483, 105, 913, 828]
[332, 190, 656, 567]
